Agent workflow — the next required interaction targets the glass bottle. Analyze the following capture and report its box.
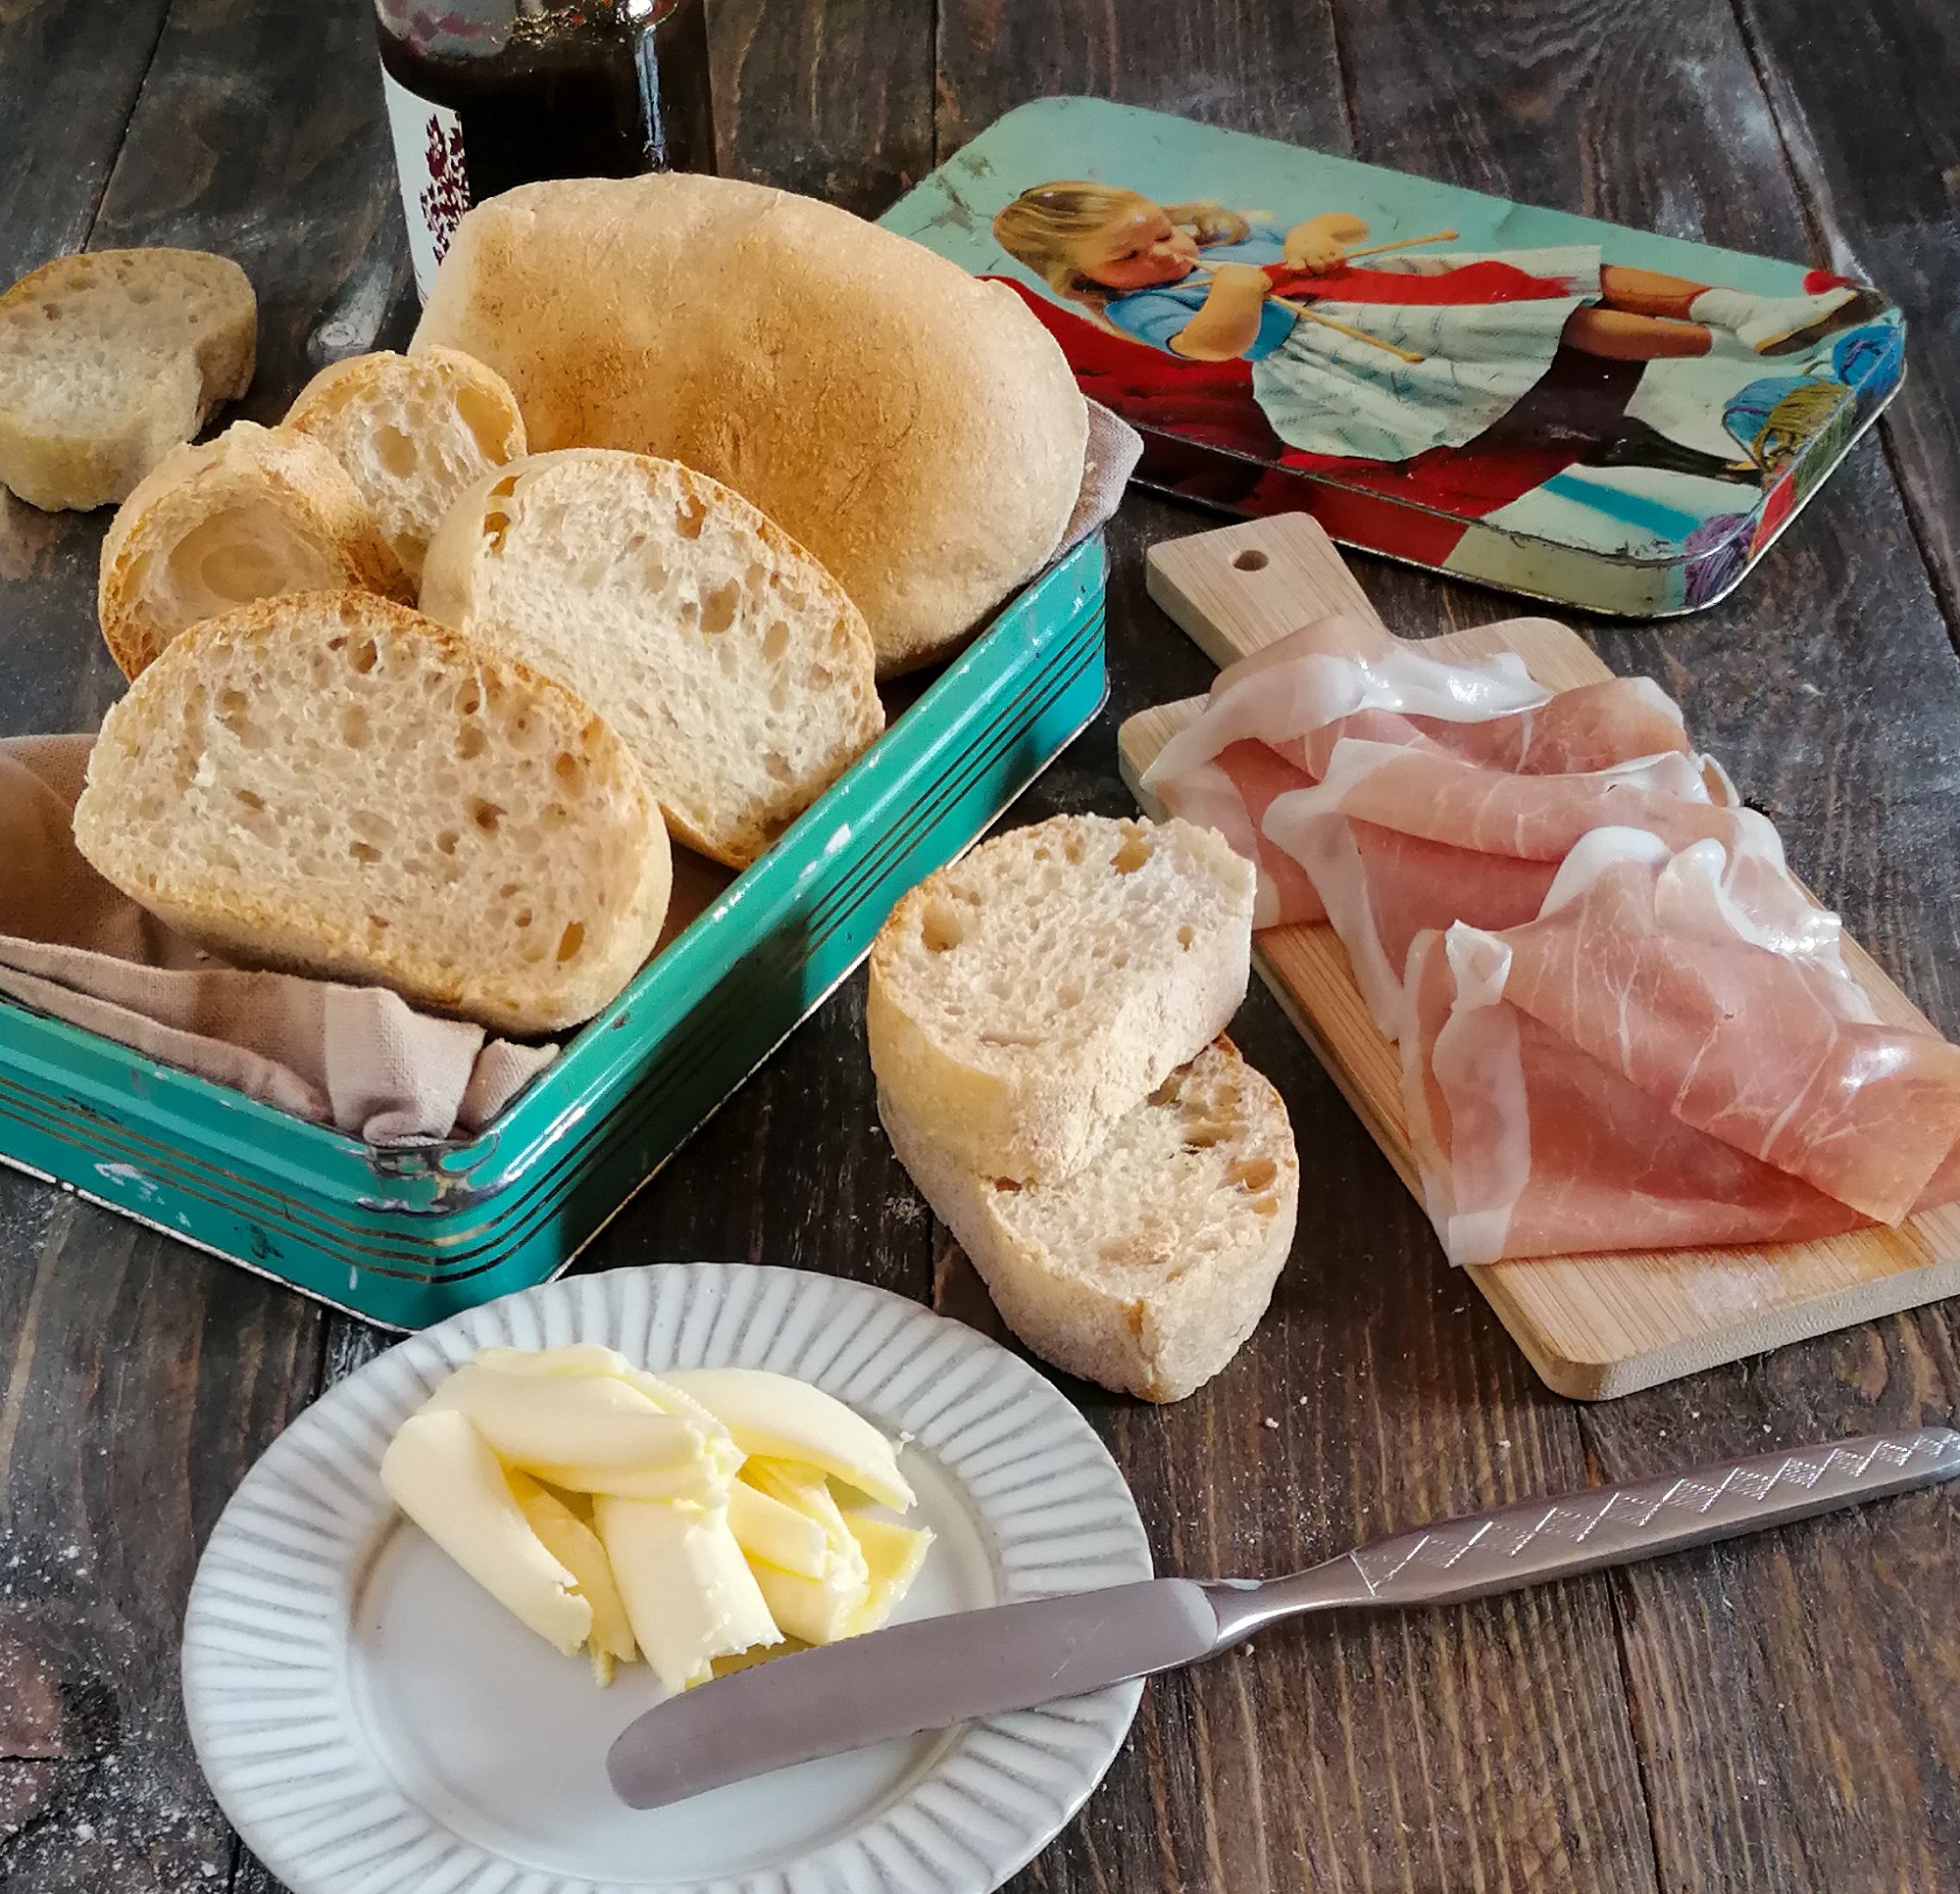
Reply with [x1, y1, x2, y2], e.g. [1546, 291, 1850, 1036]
[375, 0, 715, 300]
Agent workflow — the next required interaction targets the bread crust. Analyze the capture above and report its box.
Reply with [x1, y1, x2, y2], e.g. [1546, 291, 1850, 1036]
[0, 249, 256, 513]
[97, 422, 413, 677]
[880, 1038, 1299, 1401]
[412, 174, 1088, 676]
[867, 815, 1256, 1182]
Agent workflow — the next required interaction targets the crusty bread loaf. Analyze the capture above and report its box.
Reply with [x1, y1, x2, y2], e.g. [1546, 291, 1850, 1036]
[868, 816, 1256, 1183]
[882, 1037, 1297, 1401]
[98, 422, 413, 677]
[0, 249, 256, 512]
[284, 346, 526, 584]
[412, 174, 1089, 676]
[72, 593, 672, 1033]
[421, 447, 882, 869]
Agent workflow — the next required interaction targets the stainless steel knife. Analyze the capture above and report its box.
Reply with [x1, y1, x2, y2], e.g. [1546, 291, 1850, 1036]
[607, 1424, 1960, 1809]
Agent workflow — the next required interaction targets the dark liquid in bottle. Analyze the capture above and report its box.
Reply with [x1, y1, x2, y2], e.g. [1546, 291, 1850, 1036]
[377, 0, 715, 199]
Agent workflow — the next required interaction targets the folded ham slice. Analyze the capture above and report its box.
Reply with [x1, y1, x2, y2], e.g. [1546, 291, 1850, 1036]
[1264, 745, 1776, 1036]
[1404, 834, 1960, 1263]
[1403, 925, 1872, 1265]
[1143, 614, 1698, 928]
[1143, 615, 1547, 925]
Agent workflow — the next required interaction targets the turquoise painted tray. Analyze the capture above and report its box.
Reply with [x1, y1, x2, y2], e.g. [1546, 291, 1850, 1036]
[886, 98, 1904, 616]
[0, 537, 1107, 1328]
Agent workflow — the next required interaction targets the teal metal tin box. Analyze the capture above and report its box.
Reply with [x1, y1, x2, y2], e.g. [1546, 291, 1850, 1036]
[0, 538, 1107, 1328]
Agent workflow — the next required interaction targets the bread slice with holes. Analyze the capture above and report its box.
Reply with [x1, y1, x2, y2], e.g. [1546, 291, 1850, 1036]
[0, 249, 256, 513]
[283, 347, 526, 585]
[867, 815, 1256, 1184]
[421, 447, 882, 869]
[98, 422, 413, 677]
[881, 1036, 1297, 1402]
[72, 592, 672, 1033]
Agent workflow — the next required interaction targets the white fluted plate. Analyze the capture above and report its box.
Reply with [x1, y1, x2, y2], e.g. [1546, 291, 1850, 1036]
[182, 1264, 1152, 1894]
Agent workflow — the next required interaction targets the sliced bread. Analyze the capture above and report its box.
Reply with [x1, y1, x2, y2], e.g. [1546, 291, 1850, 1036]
[0, 249, 256, 513]
[420, 448, 882, 869]
[284, 346, 526, 584]
[98, 421, 413, 677]
[867, 815, 1256, 1183]
[881, 1036, 1299, 1402]
[72, 592, 672, 1033]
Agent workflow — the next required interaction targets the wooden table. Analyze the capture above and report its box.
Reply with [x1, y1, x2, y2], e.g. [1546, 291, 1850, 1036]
[3, 1, 1957, 1888]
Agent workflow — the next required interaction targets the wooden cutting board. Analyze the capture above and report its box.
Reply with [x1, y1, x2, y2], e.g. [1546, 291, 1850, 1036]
[1118, 514, 1960, 1400]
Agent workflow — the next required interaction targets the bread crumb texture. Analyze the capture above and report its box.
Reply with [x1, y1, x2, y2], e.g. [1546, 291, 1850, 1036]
[284, 346, 526, 583]
[97, 421, 412, 677]
[868, 814, 1257, 1181]
[879, 1036, 1299, 1402]
[72, 592, 671, 1032]
[999, 1043, 1294, 1273]
[0, 249, 256, 512]
[421, 447, 881, 867]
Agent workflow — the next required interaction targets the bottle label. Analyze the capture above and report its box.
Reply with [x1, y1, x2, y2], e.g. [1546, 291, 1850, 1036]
[379, 64, 470, 303]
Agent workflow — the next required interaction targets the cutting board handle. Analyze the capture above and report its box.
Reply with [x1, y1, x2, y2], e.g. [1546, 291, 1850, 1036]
[1143, 515, 1386, 670]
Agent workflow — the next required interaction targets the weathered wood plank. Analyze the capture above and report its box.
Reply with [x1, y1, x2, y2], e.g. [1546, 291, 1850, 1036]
[1733, 0, 1960, 636]
[1583, 1312, 1960, 1892]
[1325, 2, 1960, 1887]
[0, 1178, 323, 1893]
[711, 0, 934, 214]
[0, 0, 175, 288]
[934, 0, 1350, 157]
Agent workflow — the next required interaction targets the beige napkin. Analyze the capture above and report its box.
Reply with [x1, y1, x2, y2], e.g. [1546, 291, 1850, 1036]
[0, 737, 557, 1144]
[1066, 401, 1144, 556]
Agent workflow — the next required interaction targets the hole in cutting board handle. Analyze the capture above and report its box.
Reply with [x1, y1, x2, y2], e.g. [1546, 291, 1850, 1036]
[1232, 549, 1271, 572]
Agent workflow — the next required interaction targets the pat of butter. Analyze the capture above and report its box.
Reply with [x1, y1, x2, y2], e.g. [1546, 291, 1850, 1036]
[508, 1474, 636, 1683]
[840, 1514, 934, 1637]
[476, 1345, 743, 1482]
[425, 1361, 719, 1499]
[379, 1410, 591, 1657]
[595, 1496, 781, 1695]
[749, 1554, 867, 1646]
[659, 1368, 915, 1512]
[727, 1478, 830, 1580]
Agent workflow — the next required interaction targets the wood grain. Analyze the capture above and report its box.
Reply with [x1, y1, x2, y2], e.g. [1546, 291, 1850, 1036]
[0, 0, 175, 288]
[0, 1174, 323, 1892]
[1318, 2, 1960, 1884]
[1732, 0, 1960, 636]
[1123, 514, 1960, 1399]
[710, 0, 933, 213]
[932, 0, 1350, 161]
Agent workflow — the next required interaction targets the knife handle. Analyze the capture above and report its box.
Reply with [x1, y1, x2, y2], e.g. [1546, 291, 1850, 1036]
[1204, 1426, 1960, 1646]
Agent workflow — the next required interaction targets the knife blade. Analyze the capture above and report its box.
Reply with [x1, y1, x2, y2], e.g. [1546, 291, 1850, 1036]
[607, 1424, 1960, 1809]
[606, 1576, 1219, 1809]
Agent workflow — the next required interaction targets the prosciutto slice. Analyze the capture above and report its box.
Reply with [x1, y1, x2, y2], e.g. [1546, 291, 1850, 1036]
[1144, 613, 1698, 927]
[1144, 615, 1547, 924]
[1264, 745, 1775, 1036]
[1403, 835, 1960, 1263]
[1403, 925, 1872, 1265]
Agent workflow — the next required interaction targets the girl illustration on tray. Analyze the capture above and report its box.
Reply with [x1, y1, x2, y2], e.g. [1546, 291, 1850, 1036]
[992, 182, 1868, 467]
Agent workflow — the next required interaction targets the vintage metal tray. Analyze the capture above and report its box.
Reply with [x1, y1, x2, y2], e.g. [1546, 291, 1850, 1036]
[886, 98, 1904, 617]
[0, 537, 1107, 1329]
